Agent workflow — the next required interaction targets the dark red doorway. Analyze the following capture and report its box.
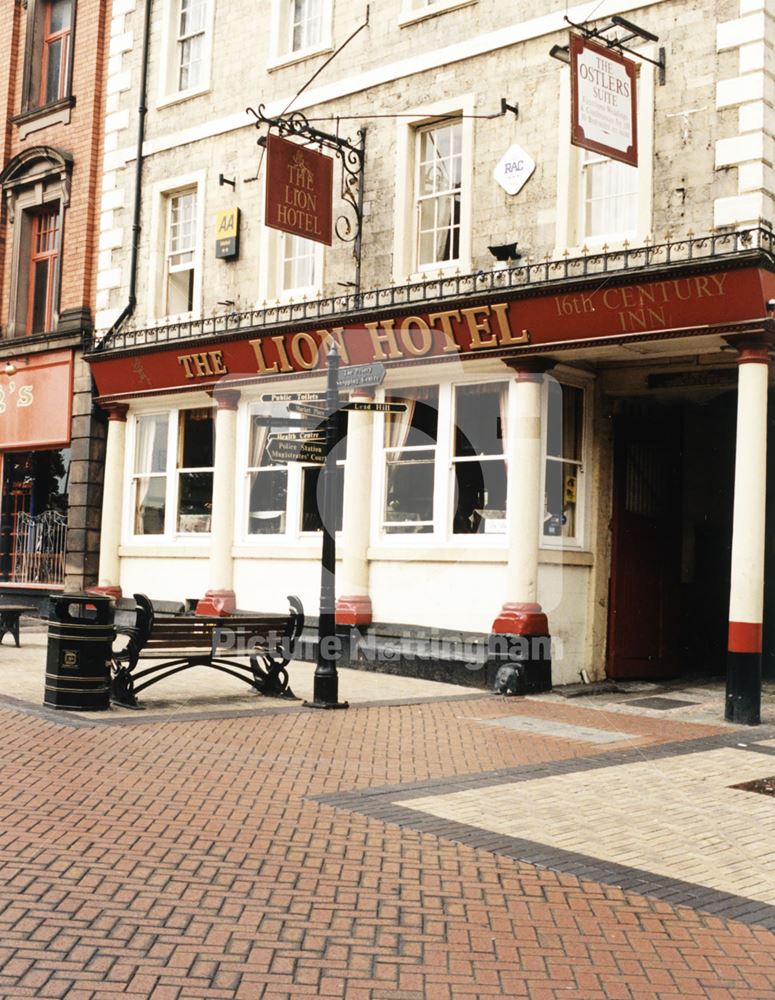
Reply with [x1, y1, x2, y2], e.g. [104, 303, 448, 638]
[608, 403, 683, 680]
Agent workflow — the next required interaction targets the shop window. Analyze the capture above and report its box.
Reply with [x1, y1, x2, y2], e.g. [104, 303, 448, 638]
[165, 189, 197, 316]
[246, 408, 289, 535]
[19, 0, 75, 115]
[452, 383, 507, 535]
[415, 120, 462, 270]
[176, 408, 214, 533]
[382, 386, 439, 534]
[543, 381, 584, 543]
[270, 0, 331, 65]
[0, 448, 70, 585]
[132, 414, 169, 535]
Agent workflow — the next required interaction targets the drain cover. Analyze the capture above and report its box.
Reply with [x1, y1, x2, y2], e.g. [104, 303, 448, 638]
[627, 696, 699, 710]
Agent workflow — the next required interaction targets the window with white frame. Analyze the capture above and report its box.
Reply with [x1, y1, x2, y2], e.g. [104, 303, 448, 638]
[131, 407, 214, 536]
[555, 65, 653, 249]
[133, 414, 169, 535]
[291, 0, 323, 51]
[177, 0, 207, 91]
[382, 386, 439, 534]
[543, 380, 584, 543]
[270, 0, 331, 63]
[281, 234, 318, 297]
[415, 119, 463, 270]
[165, 189, 197, 315]
[451, 383, 507, 535]
[245, 404, 345, 537]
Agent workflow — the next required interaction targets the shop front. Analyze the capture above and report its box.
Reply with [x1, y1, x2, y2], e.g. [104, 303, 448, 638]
[0, 350, 73, 599]
[86, 235, 775, 695]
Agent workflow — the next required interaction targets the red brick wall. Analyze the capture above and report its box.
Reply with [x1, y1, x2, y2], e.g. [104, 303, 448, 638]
[0, 0, 109, 330]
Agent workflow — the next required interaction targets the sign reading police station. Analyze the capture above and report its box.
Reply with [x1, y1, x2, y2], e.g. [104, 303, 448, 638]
[570, 34, 638, 167]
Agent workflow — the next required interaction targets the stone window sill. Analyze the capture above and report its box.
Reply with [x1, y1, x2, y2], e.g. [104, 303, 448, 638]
[12, 97, 75, 140]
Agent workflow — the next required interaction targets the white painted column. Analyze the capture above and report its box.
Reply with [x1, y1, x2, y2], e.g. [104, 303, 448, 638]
[336, 389, 374, 624]
[726, 336, 771, 724]
[95, 404, 128, 597]
[493, 361, 552, 635]
[197, 390, 240, 615]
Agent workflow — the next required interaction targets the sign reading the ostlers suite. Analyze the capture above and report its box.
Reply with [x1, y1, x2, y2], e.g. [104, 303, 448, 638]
[571, 33, 638, 167]
[265, 133, 333, 246]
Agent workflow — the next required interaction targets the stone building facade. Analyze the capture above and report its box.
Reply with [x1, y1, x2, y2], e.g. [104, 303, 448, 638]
[0, 0, 109, 603]
[87, 0, 775, 712]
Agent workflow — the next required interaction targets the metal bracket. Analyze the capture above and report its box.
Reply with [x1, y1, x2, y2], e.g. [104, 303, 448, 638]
[500, 99, 519, 119]
[247, 105, 366, 297]
[565, 15, 666, 85]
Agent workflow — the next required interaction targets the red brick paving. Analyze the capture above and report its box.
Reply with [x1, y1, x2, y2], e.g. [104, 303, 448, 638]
[0, 695, 772, 998]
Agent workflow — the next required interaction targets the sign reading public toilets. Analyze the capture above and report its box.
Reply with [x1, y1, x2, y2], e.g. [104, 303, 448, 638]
[265, 133, 333, 246]
[493, 144, 535, 196]
[570, 33, 638, 167]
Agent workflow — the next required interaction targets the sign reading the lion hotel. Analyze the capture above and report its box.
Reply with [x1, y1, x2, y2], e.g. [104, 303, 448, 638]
[265, 133, 333, 246]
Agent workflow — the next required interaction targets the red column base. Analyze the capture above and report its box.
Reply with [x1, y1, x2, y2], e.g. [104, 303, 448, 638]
[492, 602, 549, 636]
[335, 595, 373, 626]
[196, 590, 237, 616]
[87, 585, 122, 600]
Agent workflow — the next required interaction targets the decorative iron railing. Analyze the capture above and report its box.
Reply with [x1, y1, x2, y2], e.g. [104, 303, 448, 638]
[11, 510, 67, 586]
[90, 226, 775, 354]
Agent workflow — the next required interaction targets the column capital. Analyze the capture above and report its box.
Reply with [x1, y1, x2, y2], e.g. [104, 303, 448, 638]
[723, 333, 775, 365]
[210, 388, 241, 411]
[502, 357, 556, 382]
[103, 403, 129, 422]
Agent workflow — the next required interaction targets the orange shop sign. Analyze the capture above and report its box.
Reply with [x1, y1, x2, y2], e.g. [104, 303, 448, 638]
[265, 133, 334, 246]
[0, 349, 73, 450]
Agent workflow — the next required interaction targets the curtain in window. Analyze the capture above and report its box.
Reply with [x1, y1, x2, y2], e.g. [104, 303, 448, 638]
[250, 420, 270, 468]
[385, 399, 416, 450]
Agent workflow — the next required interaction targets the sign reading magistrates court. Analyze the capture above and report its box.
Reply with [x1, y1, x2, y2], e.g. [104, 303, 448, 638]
[266, 133, 333, 246]
[570, 34, 638, 167]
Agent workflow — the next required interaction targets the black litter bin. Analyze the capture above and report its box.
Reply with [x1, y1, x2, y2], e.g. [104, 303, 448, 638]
[44, 593, 115, 710]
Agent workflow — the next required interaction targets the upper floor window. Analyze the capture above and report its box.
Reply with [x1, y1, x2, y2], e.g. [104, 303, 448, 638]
[41, 0, 73, 105]
[28, 205, 61, 335]
[19, 0, 75, 117]
[177, 0, 206, 91]
[270, 0, 331, 66]
[581, 150, 639, 241]
[415, 120, 463, 270]
[0, 147, 70, 339]
[165, 190, 197, 315]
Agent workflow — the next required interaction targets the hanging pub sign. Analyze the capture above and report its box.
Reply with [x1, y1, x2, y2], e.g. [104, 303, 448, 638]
[265, 133, 334, 246]
[570, 33, 638, 167]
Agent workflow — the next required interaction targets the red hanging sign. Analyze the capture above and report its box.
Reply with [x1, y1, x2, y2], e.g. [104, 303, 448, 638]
[265, 133, 334, 246]
[570, 33, 638, 167]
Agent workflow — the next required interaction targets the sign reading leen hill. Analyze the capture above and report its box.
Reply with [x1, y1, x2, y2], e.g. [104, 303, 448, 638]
[265, 133, 333, 246]
[570, 34, 638, 167]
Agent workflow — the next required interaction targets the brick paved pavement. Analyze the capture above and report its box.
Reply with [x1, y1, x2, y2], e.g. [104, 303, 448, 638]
[1, 689, 775, 999]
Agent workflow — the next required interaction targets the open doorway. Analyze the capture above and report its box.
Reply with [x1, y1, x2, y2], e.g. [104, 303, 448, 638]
[607, 392, 736, 680]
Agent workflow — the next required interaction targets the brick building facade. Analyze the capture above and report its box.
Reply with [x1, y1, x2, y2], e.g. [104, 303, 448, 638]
[86, 0, 775, 716]
[0, 0, 109, 601]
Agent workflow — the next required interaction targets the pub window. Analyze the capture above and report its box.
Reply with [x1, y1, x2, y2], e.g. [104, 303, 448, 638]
[451, 383, 507, 535]
[300, 410, 347, 533]
[176, 408, 214, 533]
[415, 119, 463, 270]
[246, 407, 289, 535]
[177, 0, 207, 91]
[543, 381, 584, 543]
[270, 0, 331, 65]
[281, 234, 319, 297]
[382, 386, 439, 534]
[165, 189, 197, 316]
[132, 414, 169, 536]
[581, 149, 638, 241]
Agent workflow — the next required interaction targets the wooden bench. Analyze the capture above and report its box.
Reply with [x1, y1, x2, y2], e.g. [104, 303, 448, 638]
[0, 605, 37, 647]
[111, 594, 304, 708]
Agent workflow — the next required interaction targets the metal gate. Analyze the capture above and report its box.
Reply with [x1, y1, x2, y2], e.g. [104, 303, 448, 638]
[11, 510, 67, 585]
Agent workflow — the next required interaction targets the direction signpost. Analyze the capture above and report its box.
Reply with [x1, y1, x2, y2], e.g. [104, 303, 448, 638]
[343, 401, 407, 413]
[337, 361, 385, 389]
[266, 436, 325, 465]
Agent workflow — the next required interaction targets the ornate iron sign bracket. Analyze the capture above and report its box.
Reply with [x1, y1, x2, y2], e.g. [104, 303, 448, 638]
[248, 105, 366, 297]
